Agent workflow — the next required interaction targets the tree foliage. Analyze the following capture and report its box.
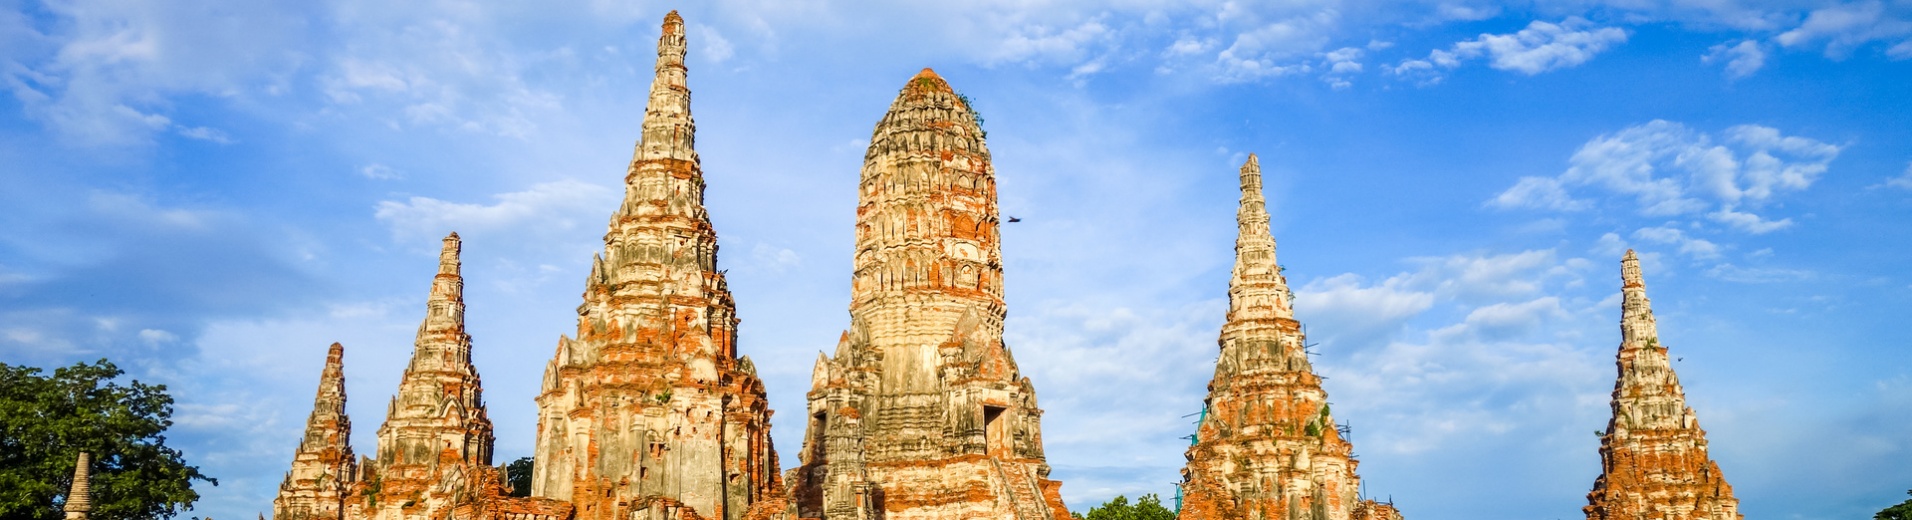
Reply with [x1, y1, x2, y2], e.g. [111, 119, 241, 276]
[506, 457, 534, 498]
[0, 359, 215, 520]
[1071, 493, 1176, 520]
[1879, 490, 1912, 520]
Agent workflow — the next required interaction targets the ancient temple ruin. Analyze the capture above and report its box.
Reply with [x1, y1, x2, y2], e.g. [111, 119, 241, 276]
[271, 234, 573, 520]
[786, 68, 1071, 520]
[527, 10, 785, 520]
[1583, 251, 1742, 520]
[272, 342, 356, 520]
[1176, 156, 1401, 520]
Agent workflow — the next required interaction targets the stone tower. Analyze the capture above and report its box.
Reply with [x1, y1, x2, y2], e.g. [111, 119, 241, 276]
[1177, 155, 1401, 520]
[273, 342, 358, 520]
[789, 68, 1070, 520]
[64, 452, 91, 520]
[1584, 250, 1741, 520]
[352, 232, 497, 519]
[529, 10, 784, 520]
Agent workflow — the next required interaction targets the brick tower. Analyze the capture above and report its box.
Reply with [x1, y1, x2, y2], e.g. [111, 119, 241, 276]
[789, 68, 1070, 520]
[1583, 250, 1741, 520]
[1177, 155, 1401, 520]
[529, 11, 784, 520]
[273, 342, 357, 520]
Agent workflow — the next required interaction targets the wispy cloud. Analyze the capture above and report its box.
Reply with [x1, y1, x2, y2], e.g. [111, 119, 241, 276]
[1391, 18, 1627, 83]
[1704, 39, 1767, 79]
[1491, 120, 1839, 227]
[373, 179, 616, 244]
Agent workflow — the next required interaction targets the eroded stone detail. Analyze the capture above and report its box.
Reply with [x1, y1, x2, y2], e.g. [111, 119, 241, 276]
[1583, 250, 1741, 520]
[528, 11, 785, 520]
[788, 68, 1070, 520]
[273, 343, 358, 520]
[1177, 155, 1400, 520]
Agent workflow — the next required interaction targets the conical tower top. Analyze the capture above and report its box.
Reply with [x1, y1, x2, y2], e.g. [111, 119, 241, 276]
[64, 451, 91, 517]
[1619, 249, 1657, 346]
[1228, 153, 1289, 321]
[658, 11, 686, 63]
[309, 342, 349, 421]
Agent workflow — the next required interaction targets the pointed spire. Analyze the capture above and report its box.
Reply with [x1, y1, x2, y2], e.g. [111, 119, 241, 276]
[1619, 249, 1657, 347]
[414, 232, 468, 342]
[63, 452, 90, 519]
[305, 342, 350, 445]
[1586, 249, 1740, 519]
[274, 343, 355, 520]
[375, 232, 491, 472]
[1227, 153, 1291, 321]
[632, 10, 698, 166]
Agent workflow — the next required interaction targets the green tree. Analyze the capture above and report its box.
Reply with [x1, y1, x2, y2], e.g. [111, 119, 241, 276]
[506, 457, 534, 497]
[0, 359, 216, 520]
[1071, 493, 1176, 520]
[1879, 490, 1912, 520]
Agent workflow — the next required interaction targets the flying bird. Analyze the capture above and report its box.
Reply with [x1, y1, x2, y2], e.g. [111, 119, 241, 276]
[1006, 216, 1022, 223]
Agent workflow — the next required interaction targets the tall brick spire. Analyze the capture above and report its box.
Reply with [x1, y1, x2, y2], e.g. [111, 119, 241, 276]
[1585, 250, 1741, 520]
[273, 343, 357, 520]
[63, 452, 90, 520]
[791, 68, 1071, 520]
[531, 11, 783, 520]
[1228, 153, 1294, 324]
[1178, 155, 1402, 520]
[366, 232, 495, 517]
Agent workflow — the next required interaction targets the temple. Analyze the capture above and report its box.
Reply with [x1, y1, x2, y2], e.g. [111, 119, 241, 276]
[272, 342, 356, 520]
[1176, 156, 1402, 520]
[270, 234, 573, 520]
[527, 10, 786, 520]
[787, 68, 1070, 520]
[1583, 251, 1741, 520]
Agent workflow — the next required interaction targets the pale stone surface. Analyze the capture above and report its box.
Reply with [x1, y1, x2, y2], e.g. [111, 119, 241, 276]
[1583, 251, 1741, 520]
[272, 343, 357, 520]
[64, 452, 91, 520]
[528, 11, 785, 520]
[788, 68, 1070, 520]
[1177, 156, 1400, 520]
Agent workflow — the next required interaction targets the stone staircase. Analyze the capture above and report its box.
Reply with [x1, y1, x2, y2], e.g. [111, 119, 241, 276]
[991, 459, 1050, 520]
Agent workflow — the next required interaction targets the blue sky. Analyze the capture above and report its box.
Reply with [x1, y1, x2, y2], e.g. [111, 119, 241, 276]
[2, 0, 1910, 518]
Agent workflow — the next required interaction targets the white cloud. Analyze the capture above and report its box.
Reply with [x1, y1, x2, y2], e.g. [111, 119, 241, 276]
[373, 179, 617, 244]
[1775, 1, 1912, 59]
[137, 328, 178, 346]
[359, 163, 402, 180]
[746, 243, 802, 274]
[1297, 250, 1608, 460]
[1493, 121, 1839, 239]
[0, 0, 304, 145]
[1708, 206, 1793, 233]
[1705, 263, 1815, 283]
[1704, 40, 1767, 79]
[1319, 46, 1365, 88]
[1490, 176, 1589, 211]
[990, 19, 1112, 67]
[1632, 225, 1722, 259]
[1392, 18, 1627, 82]
[1884, 162, 1912, 190]
[696, 24, 735, 64]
